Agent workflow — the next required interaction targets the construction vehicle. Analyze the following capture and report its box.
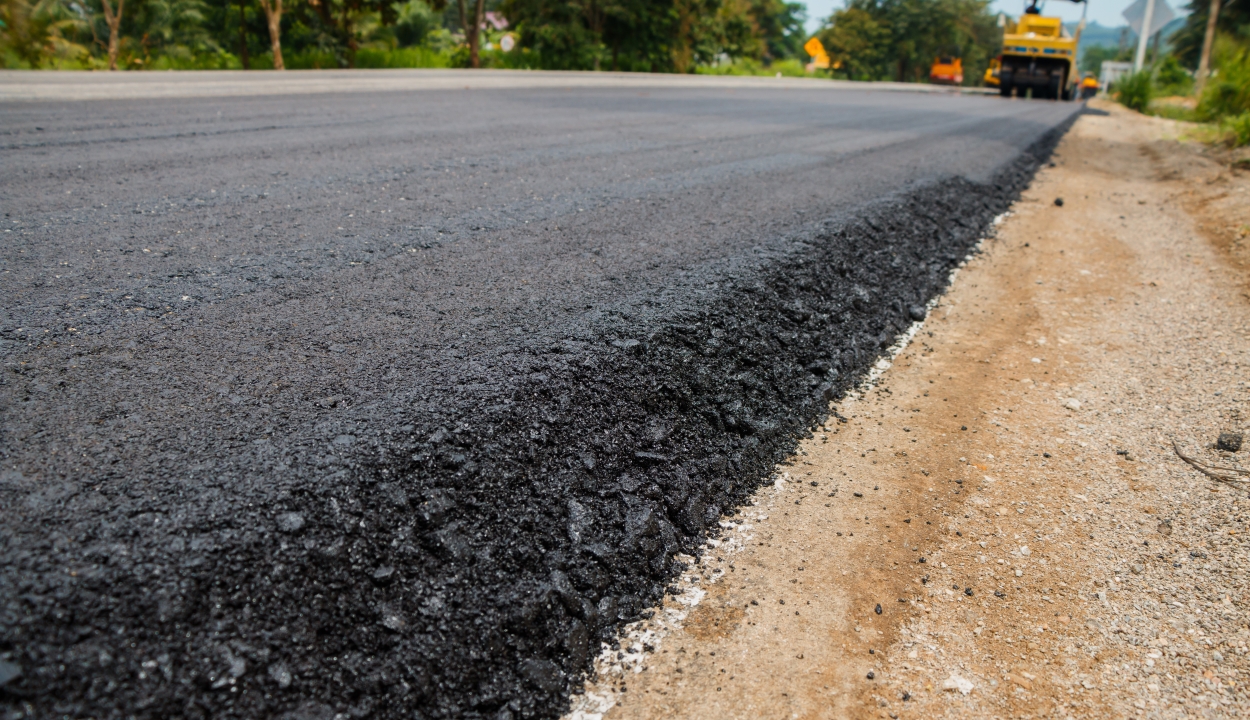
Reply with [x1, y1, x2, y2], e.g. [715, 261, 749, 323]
[998, 0, 1086, 100]
[984, 56, 1002, 88]
[1079, 72, 1100, 99]
[929, 56, 964, 85]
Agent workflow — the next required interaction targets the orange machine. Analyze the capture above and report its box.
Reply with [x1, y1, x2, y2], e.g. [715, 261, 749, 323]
[1079, 73, 1099, 99]
[929, 56, 964, 85]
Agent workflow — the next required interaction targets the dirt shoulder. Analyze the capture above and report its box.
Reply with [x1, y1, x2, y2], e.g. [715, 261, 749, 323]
[567, 100, 1250, 720]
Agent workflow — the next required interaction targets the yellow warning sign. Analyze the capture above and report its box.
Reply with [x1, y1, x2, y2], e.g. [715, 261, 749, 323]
[804, 37, 830, 69]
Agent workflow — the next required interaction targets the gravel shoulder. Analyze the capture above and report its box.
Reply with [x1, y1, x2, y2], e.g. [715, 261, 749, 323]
[570, 100, 1250, 720]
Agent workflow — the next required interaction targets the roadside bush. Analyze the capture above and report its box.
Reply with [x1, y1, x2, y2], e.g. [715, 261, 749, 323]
[148, 50, 241, 70]
[1115, 70, 1153, 113]
[1224, 111, 1250, 147]
[1153, 55, 1193, 96]
[355, 46, 451, 68]
[274, 45, 451, 69]
[394, 0, 439, 48]
[1197, 37, 1250, 121]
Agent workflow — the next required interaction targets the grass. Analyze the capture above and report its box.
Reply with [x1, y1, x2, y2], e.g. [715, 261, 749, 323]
[267, 46, 452, 70]
[695, 58, 811, 78]
[1147, 97, 1198, 122]
[1223, 112, 1250, 148]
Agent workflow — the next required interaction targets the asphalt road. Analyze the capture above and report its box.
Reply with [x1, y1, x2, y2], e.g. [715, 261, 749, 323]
[0, 74, 1079, 719]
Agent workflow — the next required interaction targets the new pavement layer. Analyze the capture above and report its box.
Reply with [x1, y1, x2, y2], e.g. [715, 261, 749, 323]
[0, 74, 1078, 719]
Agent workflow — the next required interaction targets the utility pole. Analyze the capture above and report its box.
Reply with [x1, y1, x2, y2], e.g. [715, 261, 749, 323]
[1133, 0, 1156, 71]
[1195, 0, 1221, 94]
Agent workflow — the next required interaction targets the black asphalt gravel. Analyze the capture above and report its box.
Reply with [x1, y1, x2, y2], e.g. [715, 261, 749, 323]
[0, 80, 1079, 719]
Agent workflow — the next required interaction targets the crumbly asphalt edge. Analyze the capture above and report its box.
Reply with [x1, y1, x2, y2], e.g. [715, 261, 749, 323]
[560, 209, 1008, 719]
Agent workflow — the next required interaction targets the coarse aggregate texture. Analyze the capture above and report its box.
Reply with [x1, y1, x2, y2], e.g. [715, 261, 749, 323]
[0, 81, 1077, 719]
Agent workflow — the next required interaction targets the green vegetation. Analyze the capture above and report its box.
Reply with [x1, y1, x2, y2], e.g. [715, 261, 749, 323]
[0, 0, 466, 70]
[1196, 37, 1250, 120]
[1171, 0, 1250, 70]
[694, 57, 807, 76]
[497, 0, 807, 73]
[1114, 69, 1153, 112]
[0, 0, 811, 71]
[1225, 111, 1250, 147]
[1098, 0, 1250, 148]
[816, 0, 1001, 85]
[1, 0, 1009, 83]
[1079, 43, 1130, 76]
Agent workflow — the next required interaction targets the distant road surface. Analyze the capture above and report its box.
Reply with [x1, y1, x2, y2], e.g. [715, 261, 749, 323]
[0, 72, 1078, 719]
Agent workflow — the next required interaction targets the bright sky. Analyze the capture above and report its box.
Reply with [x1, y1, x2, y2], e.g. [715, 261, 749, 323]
[801, 0, 1178, 36]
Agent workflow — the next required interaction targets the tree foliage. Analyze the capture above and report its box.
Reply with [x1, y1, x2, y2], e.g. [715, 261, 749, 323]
[1079, 43, 1131, 75]
[2, 0, 1004, 82]
[1, 0, 91, 67]
[498, 0, 804, 71]
[817, 0, 1000, 84]
[1171, 0, 1250, 69]
[2, 0, 803, 70]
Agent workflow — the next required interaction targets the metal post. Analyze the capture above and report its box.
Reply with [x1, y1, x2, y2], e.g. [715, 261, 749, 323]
[1133, 0, 1156, 71]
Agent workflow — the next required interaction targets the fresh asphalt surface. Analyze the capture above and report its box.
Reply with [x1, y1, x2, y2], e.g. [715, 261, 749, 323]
[0, 75, 1079, 719]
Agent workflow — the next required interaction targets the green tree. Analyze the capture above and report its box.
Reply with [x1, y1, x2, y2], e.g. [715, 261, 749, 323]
[705, 0, 803, 63]
[502, 0, 801, 72]
[820, 5, 889, 79]
[753, 0, 803, 61]
[1079, 43, 1131, 75]
[1197, 35, 1250, 120]
[816, 0, 999, 84]
[394, 0, 438, 45]
[1, 0, 91, 67]
[1170, 0, 1249, 69]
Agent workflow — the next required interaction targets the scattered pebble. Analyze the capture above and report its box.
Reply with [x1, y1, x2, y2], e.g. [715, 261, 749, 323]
[276, 512, 305, 533]
[941, 674, 974, 694]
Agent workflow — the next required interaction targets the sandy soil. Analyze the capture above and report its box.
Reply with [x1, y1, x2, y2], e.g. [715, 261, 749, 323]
[566, 100, 1250, 719]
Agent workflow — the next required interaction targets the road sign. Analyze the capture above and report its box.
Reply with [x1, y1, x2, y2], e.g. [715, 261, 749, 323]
[804, 37, 830, 69]
[1123, 0, 1175, 38]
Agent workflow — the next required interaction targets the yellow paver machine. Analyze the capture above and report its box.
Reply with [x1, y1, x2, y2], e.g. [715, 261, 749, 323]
[999, 0, 1087, 100]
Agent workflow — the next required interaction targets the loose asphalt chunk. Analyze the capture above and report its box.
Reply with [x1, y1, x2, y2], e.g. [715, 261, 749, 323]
[0, 83, 1078, 718]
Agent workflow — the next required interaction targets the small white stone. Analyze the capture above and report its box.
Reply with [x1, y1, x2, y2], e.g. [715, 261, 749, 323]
[941, 674, 975, 694]
[1063, 398, 1081, 411]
